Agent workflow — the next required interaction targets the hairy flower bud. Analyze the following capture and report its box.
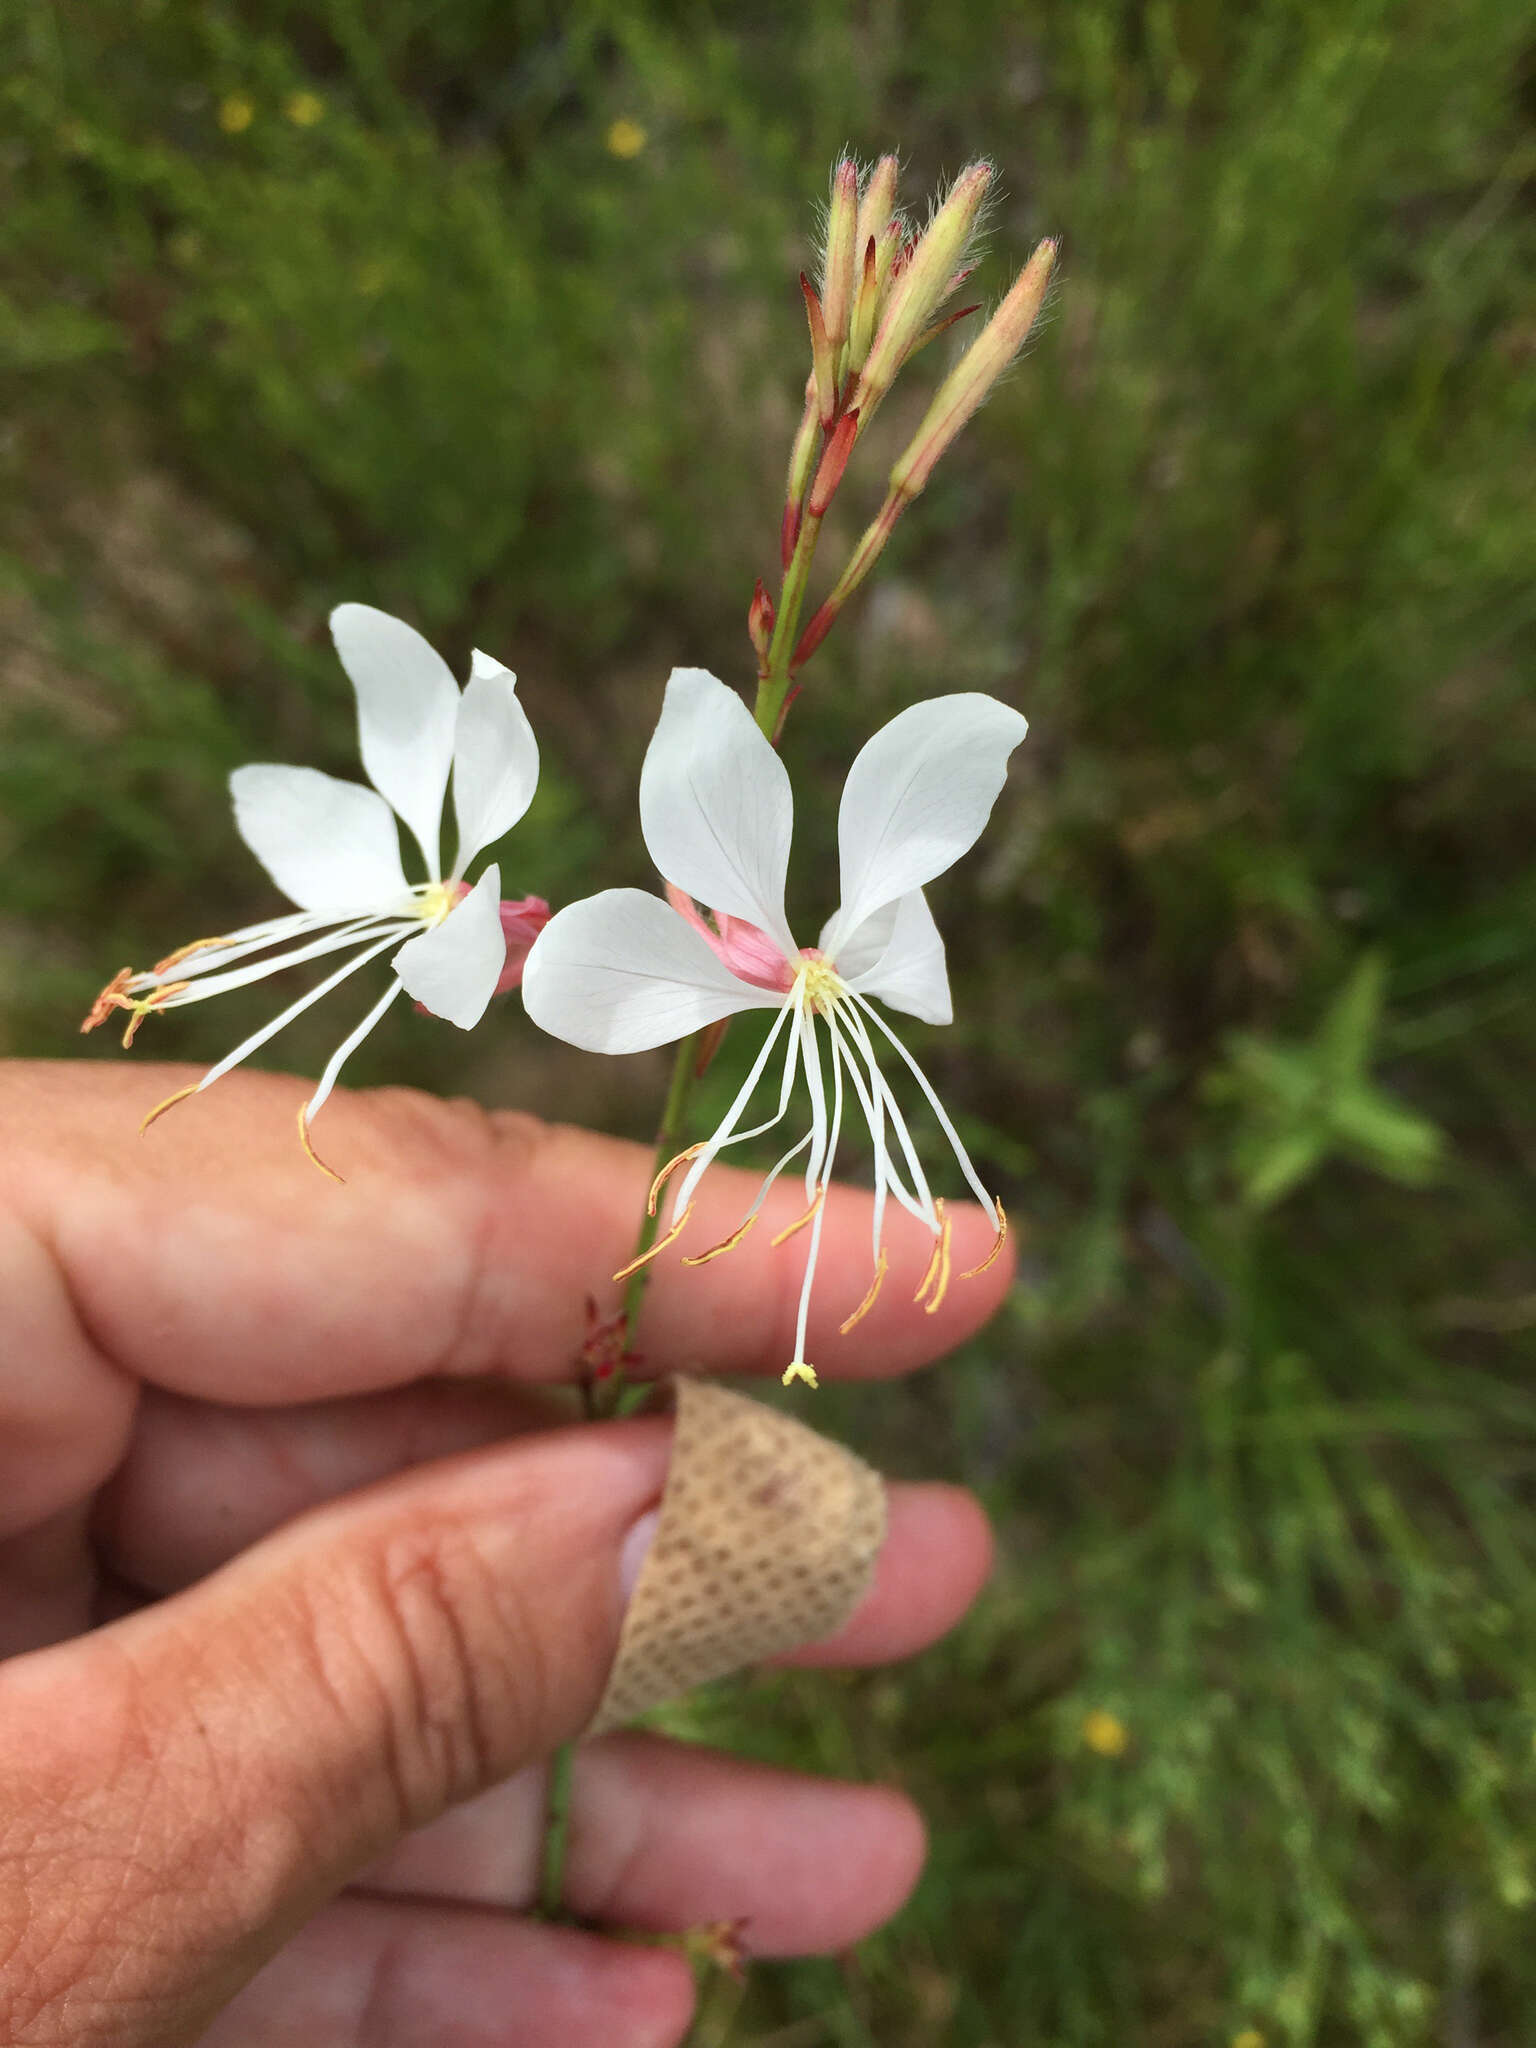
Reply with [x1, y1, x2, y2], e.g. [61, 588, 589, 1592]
[852, 161, 993, 422]
[888, 238, 1056, 499]
[820, 157, 861, 361]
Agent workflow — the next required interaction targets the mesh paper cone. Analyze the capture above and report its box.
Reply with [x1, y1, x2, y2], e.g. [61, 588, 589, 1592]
[588, 1378, 887, 1734]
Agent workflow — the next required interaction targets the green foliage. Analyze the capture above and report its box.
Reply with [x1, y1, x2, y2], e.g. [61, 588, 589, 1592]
[3, 0, 1535, 2041]
[1208, 952, 1445, 1205]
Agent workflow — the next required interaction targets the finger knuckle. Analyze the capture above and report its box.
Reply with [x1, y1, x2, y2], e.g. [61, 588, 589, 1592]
[311, 1511, 547, 1830]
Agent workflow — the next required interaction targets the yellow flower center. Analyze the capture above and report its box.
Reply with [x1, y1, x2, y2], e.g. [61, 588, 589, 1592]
[794, 951, 845, 1017]
[416, 881, 461, 926]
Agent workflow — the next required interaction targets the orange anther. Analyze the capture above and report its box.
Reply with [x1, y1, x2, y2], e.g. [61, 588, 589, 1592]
[297, 1104, 345, 1184]
[614, 1202, 696, 1282]
[959, 1199, 1009, 1280]
[682, 1213, 758, 1267]
[647, 1145, 703, 1219]
[770, 1187, 825, 1248]
[839, 1246, 888, 1335]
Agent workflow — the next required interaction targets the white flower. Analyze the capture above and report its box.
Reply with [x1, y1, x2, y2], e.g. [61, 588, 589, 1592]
[84, 604, 545, 1173]
[521, 667, 1027, 1384]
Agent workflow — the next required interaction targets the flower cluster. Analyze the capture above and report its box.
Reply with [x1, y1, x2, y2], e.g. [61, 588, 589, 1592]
[86, 616, 1026, 1381]
[84, 154, 1049, 1386]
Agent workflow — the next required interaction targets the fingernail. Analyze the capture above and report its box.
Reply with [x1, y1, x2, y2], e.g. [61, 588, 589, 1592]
[618, 1507, 661, 1604]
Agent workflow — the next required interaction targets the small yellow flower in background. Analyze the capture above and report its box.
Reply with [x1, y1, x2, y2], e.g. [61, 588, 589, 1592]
[1081, 1708, 1129, 1757]
[605, 117, 647, 159]
[217, 94, 254, 135]
[1231, 2030, 1267, 2048]
[285, 91, 324, 127]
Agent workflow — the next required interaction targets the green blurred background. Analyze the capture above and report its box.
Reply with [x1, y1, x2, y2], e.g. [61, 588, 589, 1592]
[3, 1, 1535, 2040]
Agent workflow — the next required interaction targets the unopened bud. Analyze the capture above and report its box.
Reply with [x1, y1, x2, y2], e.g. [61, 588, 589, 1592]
[854, 154, 900, 260]
[888, 237, 1056, 500]
[849, 236, 880, 371]
[800, 272, 837, 428]
[807, 407, 859, 519]
[784, 374, 819, 526]
[853, 161, 993, 419]
[748, 576, 775, 661]
[820, 158, 860, 359]
[790, 598, 837, 673]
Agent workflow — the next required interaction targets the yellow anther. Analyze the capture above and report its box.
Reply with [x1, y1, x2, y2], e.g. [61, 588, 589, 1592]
[839, 1247, 889, 1335]
[613, 1202, 696, 1282]
[647, 1144, 703, 1218]
[297, 1105, 344, 1183]
[913, 1198, 951, 1307]
[782, 1359, 820, 1389]
[682, 1214, 758, 1266]
[770, 1186, 825, 1247]
[959, 1199, 1009, 1280]
[138, 1083, 200, 1134]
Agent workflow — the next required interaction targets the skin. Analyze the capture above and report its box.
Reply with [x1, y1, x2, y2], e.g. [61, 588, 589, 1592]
[0, 1061, 1008, 2048]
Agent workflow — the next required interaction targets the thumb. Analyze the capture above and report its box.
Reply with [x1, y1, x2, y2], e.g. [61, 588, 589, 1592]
[0, 1417, 672, 2048]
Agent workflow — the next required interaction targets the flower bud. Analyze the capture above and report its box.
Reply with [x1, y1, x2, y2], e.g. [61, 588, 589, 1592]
[820, 157, 860, 360]
[888, 237, 1056, 500]
[806, 407, 859, 520]
[852, 160, 993, 419]
[854, 154, 900, 261]
[800, 273, 838, 428]
[783, 374, 819, 539]
[748, 577, 775, 662]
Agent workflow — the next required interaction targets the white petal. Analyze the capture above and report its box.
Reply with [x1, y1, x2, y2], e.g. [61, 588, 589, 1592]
[819, 898, 897, 978]
[824, 693, 1028, 949]
[231, 764, 410, 911]
[842, 888, 952, 1025]
[451, 654, 539, 875]
[638, 668, 796, 955]
[521, 888, 781, 1055]
[330, 603, 460, 879]
[392, 865, 506, 1029]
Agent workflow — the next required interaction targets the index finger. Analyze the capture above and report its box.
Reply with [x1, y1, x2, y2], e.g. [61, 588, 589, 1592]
[6, 1061, 1013, 1411]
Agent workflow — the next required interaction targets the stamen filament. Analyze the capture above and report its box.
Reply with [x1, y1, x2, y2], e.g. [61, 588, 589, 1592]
[959, 1199, 1009, 1279]
[839, 1247, 889, 1334]
[850, 990, 999, 1218]
[613, 1202, 696, 1281]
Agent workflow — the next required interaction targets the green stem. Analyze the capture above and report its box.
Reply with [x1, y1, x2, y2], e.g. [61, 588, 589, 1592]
[538, 1738, 575, 1918]
[756, 504, 826, 737]
[620, 1033, 699, 1338]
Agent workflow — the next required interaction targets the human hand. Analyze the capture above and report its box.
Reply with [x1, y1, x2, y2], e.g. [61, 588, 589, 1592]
[0, 1061, 1007, 2047]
